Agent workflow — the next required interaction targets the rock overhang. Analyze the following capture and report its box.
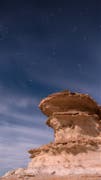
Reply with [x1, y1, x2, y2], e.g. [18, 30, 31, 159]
[39, 90, 101, 118]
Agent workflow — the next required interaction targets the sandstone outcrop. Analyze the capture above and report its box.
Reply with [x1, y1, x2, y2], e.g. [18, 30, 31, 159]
[1, 90, 101, 179]
[39, 91, 101, 117]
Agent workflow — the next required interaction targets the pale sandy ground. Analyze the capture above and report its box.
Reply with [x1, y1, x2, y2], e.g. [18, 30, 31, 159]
[1, 175, 101, 180]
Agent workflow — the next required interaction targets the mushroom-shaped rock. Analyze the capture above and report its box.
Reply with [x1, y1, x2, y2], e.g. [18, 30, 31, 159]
[39, 91, 100, 117]
[2, 90, 101, 178]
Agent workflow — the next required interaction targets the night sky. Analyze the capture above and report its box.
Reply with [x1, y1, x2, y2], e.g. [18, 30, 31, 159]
[0, 0, 101, 176]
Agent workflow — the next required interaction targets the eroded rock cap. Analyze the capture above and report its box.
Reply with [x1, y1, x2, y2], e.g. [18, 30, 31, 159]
[39, 90, 101, 117]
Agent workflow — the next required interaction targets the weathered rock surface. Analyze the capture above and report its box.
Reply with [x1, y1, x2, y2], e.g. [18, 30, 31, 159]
[1, 174, 101, 180]
[47, 113, 100, 143]
[39, 91, 101, 117]
[1, 90, 101, 179]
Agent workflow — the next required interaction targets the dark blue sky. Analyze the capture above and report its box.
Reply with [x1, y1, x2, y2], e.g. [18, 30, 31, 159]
[0, 0, 101, 176]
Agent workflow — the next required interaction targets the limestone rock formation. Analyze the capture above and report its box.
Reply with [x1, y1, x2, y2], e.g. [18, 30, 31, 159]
[1, 90, 101, 179]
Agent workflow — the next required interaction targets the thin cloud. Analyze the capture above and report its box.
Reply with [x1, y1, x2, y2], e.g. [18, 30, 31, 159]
[0, 123, 53, 176]
[0, 88, 53, 176]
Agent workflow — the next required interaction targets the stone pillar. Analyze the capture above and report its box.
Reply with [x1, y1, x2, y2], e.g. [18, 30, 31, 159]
[2, 90, 101, 178]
